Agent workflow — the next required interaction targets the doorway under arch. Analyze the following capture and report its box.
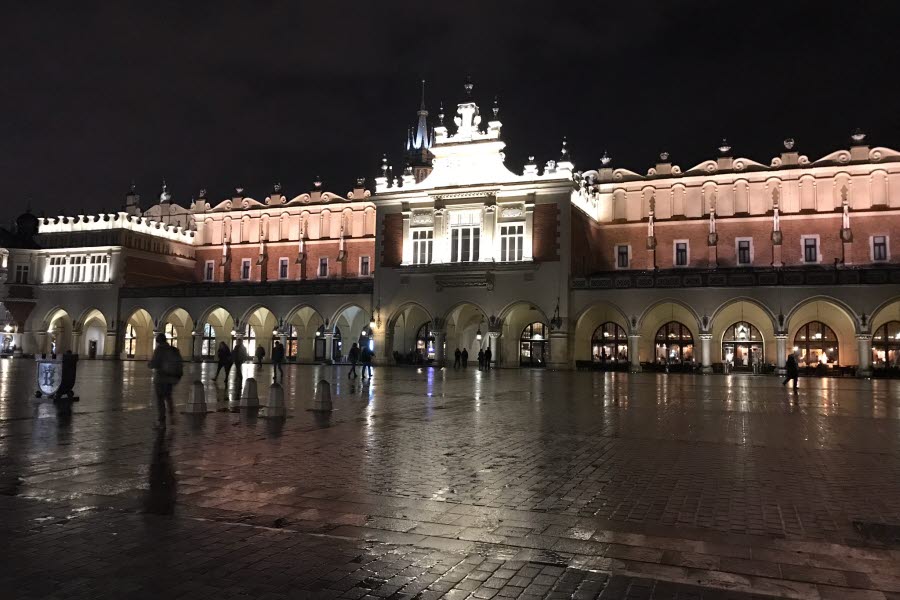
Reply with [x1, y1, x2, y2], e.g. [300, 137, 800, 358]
[520, 322, 548, 367]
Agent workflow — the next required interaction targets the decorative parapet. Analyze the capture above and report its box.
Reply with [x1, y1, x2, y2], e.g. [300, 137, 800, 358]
[38, 212, 195, 244]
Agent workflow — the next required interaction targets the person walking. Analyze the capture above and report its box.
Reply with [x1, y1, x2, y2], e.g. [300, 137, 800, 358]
[454, 348, 461, 368]
[255, 344, 266, 366]
[484, 346, 492, 370]
[461, 347, 469, 368]
[477, 348, 485, 370]
[213, 341, 232, 381]
[361, 344, 373, 378]
[272, 340, 285, 383]
[232, 339, 248, 383]
[149, 332, 183, 427]
[347, 342, 360, 379]
[782, 353, 799, 390]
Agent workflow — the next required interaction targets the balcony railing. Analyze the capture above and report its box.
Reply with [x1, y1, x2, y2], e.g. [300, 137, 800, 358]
[120, 278, 373, 298]
[572, 265, 900, 290]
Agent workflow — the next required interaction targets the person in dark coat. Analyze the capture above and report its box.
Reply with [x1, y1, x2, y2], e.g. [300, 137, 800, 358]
[361, 345, 373, 378]
[461, 348, 469, 368]
[454, 348, 462, 368]
[484, 347, 492, 370]
[149, 333, 182, 426]
[213, 341, 232, 381]
[477, 348, 485, 370]
[347, 343, 360, 379]
[272, 341, 285, 383]
[782, 353, 799, 390]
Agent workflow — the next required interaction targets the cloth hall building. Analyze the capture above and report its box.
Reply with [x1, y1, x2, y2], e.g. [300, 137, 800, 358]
[2, 85, 900, 377]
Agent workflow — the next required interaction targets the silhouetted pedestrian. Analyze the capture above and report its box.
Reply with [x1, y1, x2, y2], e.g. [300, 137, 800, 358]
[213, 341, 232, 381]
[461, 348, 469, 368]
[272, 340, 285, 382]
[149, 332, 182, 427]
[454, 348, 461, 368]
[484, 347, 492, 370]
[361, 345, 373, 378]
[783, 353, 799, 390]
[348, 343, 360, 379]
[255, 344, 265, 366]
[232, 339, 248, 383]
[477, 348, 485, 369]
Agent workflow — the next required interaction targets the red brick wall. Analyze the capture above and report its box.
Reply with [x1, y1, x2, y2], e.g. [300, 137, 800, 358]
[194, 242, 375, 282]
[571, 208, 606, 275]
[123, 256, 195, 287]
[381, 213, 403, 267]
[532, 204, 559, 262]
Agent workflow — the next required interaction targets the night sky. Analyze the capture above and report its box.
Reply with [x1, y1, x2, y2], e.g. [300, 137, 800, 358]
[3, 1, 899, 222]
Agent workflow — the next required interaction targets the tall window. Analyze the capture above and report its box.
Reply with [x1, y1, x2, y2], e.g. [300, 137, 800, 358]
[360, 256, 371, 276]
[803, 237, 818, 263]
[674, 242, 688, 266]
[285, 324, 298, 360]
[240, 259, 251, 280]
[737, 240, 751, 265]
[14, 264, 29, 284]
[722, 321, 763, 369]
[520, 322, 548, 367]
[204, 260, 215, 282]
[793, 321, 837, 368]
[873, 236, 888, 262]
[164, 322, 178, 348]
[279, 257, 289, 279]
[450, 210, 481, 263]
[318, 257, 329, 277]
[412, 230, 433, 264]
[591, 322, 628, 364]
[47, 257, 65, 283]
[415, 322, 435, 361]
[124, 324, 137, 358]
[201, 323, 216, 358]
[872, 321, 900, 369]
[655, 321, 694, 364]
[616, 245, 629, 268]
[500, 225, 524, 262]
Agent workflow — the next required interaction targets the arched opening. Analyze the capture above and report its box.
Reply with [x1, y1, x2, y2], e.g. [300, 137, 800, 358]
[286, 305, 325, 363]
[161, 307, 193, 360]
[79, 309, 109, 359]
[654, 321, 695, 370]
[242, 306, 278, 359]
[520, 322, 548, 367]
[199, 307, 235, 361]
[793, 321, 839, 373]
[873, 321, 900, 373]
[721, 322, 763, 371]
[45, 309, 73, 355]
[314, 324, 342, 361]
[123, 308, 154, 359]
[387, 303, 432, 364]
[331, 304, 370, 363]
[590, 322, 628, 369]
[444, 302, 486, 365]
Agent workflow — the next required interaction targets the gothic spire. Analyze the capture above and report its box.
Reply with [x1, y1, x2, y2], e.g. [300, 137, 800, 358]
[411, 79, 431, 152]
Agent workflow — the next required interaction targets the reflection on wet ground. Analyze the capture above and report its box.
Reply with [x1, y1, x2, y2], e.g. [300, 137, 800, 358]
[2, 359, 900, 598]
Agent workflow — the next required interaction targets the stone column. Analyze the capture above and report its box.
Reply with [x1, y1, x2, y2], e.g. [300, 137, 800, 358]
[699, 334, 713, 373]
[628, 334, 641, 373]
[324, 331, 335, 364]
[857, 335, 872, 377]
[775, 334, 787, 375]
[548, 326, 569, 370]
[105, 328, 119, 359]
[433, 331, 446, 366]
[488, 332, 500, 368]
[71, 331, 82, 356]
[191, 331, 202, 362]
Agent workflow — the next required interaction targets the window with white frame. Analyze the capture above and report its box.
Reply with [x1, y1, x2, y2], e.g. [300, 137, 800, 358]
[71, 256, 86, 282]
[89, 254, 109, 282]
[872, 235, 889, 262]
[736, 238, 752, 265]
[360, 256, 371, 276]
[616, 245, 630, 269]
[47, 257, 65, 283]
[14, 264, 29, 284]
[412, 230, 433, 265]
[204, 260, 215, 282]
[500, 225, 524, 262]
[240, 258, 251, 280]
[801, 235, 820, 264]
[674, 241, 689, 267]
[279, 257, 289, 279]
[449, 210, 481, 263]
[318, 257, 329, 278]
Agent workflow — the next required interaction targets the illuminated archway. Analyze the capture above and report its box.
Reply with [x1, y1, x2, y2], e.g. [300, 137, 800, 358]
[721, 322, 763, 370]
[520, 322, 549, 367]
[78, 308, 109, 358]
[872, 321, 900, 371]
[388, 303, 433, 362]
[590, 322, 628, 367]
[786, 298, 857, 368]
[499, 302, 550, 368]
[285, 305, 325, 362]
[160, 307, 193, 359]
[654, 321, 695, 366]
[638, 300, 700, 368]
[123, 308, 154, 360]
[45, 308, 73, 355]
[199, 306, 235, 360]
[443, 302, 487, 364]
[573, 301, 630, 363]
[241, 306, 278, 358]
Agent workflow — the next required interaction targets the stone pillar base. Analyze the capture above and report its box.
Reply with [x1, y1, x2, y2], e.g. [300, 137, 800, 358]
[629, 364, 642, 373]
[701, 366, 713, 374]
[857, 368, 872, 378]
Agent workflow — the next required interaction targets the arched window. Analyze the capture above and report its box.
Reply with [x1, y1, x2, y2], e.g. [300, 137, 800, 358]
[201, 323, 215, 358]
[164, 322, 178, 349]
[793, 321, 838, 368]
[721, 321, 763, 369]
[655, 321, 694, 364]
[591, 322, 628, 363]
[285, 324, 298, 360]
[520, 322, 548, 367]
[416, 322, 435, 361]
[124, 324, 137, 358]
[873, 321, 900, 370]
[244, 325, 257, 356]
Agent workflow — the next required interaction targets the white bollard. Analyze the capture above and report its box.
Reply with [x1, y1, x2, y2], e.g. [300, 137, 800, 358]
[264, 382, 286, 417]
[239, 377, 259, 408]
[184, 380, 208, 414]
[313, 379, 333, 412]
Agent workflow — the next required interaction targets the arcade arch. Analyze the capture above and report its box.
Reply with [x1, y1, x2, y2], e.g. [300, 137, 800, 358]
[45, 308, 73, 355]
[573, 301, 630, 363]
[78, 308, 109, 358]
[709, 299, 777, 367]
[388, 303, 433, 361]
[499, 302, 549, 368]
[444, 302, 487, 364]
[199, 307, 235, 360]
[285, 305, 325, 362]
[160, 307, 193, 359]
[786, 298, 857, 367]
[638, 301, 701, 367]
[241, 306, 278, 358]
[123, 308, 154, 360]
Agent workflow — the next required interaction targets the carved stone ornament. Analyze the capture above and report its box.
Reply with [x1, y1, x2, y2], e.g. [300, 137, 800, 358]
[840, 228, 853, 243]
[410, 211, 434, 226]
[707, 232, 718, 246]
[771, 230, 783, 245]
[646, 236, 657, 250]
[500, 206, 525, 219]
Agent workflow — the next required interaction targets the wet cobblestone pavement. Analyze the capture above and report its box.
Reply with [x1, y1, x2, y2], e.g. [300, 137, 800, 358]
[2, 359, 900, 599]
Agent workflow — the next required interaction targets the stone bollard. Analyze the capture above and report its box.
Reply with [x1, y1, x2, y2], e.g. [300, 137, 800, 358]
[313, 379, 333, 412]
[185, 380, 208, 413]
[239, 377, 259, 408]
[265, 382, 286, 417]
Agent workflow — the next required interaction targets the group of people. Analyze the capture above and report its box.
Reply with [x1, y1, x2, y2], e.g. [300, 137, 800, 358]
[346, 342, 374, 379]
[453, 346, 492, 369]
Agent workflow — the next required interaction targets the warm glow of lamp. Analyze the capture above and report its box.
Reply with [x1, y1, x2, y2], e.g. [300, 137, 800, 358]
[3, 324, 11, 333]
[369, 318, 376, 330]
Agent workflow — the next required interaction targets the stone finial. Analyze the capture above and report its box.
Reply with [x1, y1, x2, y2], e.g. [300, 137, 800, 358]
[851, 128, 866, 145]
[718, 138, 732, 155]
[783, 137, 795, 150]
[600, 151, 611, 166]
[659, 151, 669, 162]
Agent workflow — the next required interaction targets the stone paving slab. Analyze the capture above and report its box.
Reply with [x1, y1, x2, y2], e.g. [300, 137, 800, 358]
[2, 360, 900, 598]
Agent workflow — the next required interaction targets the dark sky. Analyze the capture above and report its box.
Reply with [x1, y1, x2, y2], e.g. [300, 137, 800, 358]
[3, 1, 900, 222]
